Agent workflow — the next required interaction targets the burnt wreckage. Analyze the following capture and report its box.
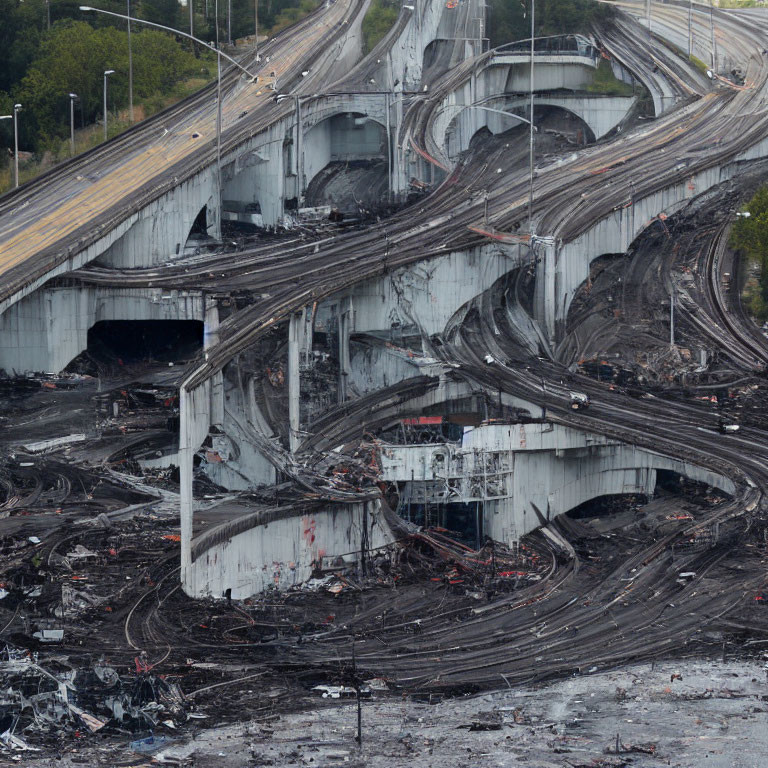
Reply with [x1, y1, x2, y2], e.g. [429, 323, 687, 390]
[2, 0, 768, 762]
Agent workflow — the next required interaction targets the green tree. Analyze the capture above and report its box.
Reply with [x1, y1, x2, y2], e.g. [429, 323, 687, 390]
[487, 0, 613, 47]
[732, 186, 768, 318]
[732, 187, 768, 259]
[361, 0, 399, 55]
[10, 21, 203, 152]
[139, 0, 183, 29]
[0, 0, 43, 93]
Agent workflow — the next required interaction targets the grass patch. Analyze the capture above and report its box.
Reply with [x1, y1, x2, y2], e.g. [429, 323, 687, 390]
[689, 54, 709, 74]
[664, 37, 710, 74]
[269, 0, 320, 35]
[587, 59, 636, 97]
[362, 0, 400, 55]
[718, 0, 759, 8]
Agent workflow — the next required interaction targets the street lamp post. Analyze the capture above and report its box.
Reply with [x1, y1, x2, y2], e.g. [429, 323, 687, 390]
[80, 6, 260, 235]
[69, 93, 78, 156]
[688, 0, 693, 58]
[103, 69, 115, 141]
[528, 0, 535, 238]
[2, 105, 22, 188]
[13, 104, 21, 188]
[214, 0, 220, 52]
[80, 7, 259, 87]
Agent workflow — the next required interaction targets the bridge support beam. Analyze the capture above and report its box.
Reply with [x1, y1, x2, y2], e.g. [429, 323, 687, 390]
[533, 239, 559, 346]
[205, 298, 225, 427]
[288, 311, 302, 452]
[338, 296, 353, 403]
[179, 385, 194, 591]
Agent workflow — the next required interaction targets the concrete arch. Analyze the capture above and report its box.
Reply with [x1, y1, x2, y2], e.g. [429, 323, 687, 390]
[299, 94, 390, 136]
[438, 92, 636, 162]
[422, 50, 632, 172]
[533, 158, 755, 343]
[302, 111, 390, 196]
[96, 170, 221, 270]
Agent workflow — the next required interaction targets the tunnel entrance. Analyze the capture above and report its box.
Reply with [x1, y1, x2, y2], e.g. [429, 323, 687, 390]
[533, 104, 596, 145]
[189, 206, 207, 236]
[86, 320, 204, 365]
[397, 486, 484, 547]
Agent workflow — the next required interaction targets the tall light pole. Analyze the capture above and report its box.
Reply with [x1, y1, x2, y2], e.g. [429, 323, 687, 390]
[80, 6, 260, 234]
[189, 0, 194, 46]
[127, 0, 134, 122]
[80, 8, 258, 84]
[254, 0, 259, 55]
[215, 0, 219, 49]
[688, 0, 693, 58]
[103, 69, 115, 141]
[528, 0, 535, 238]
[709, 0, 717, 71]
[1, 106, 22, 188]
[13, 104, 21, 188]
[227, 0, 232, 45]
[69, 93, 78, 156]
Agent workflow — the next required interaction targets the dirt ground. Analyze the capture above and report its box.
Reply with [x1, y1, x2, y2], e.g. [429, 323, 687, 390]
[25, 658, 767, 768]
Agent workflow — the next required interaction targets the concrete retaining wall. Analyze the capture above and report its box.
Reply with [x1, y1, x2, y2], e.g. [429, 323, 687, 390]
[185, 499, 394, 598]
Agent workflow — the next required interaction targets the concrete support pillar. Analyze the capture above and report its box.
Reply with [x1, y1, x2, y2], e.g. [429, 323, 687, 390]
[210, 373, 225, 427]
[203, 296, 220, 349]
[210, 168, 222, 242]
[179, 385, 194, 592]
[533, 239, 558, 347]
[391, 87, 408, 195]
[288, 311, 301, 452]
[295, 96, 303, 205]
[205, 298, 225, 426]
[301, 305, 314, 368]
[469, 71, 478, 138]
[247, 376, 274, 437]
[338, 296, 353, 404]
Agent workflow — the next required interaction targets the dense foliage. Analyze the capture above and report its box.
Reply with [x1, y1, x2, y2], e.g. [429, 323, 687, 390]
[0, 22, 208, 152]
[0, 0, 318, 155]
[732, 186, 768, 319]
[0, 0, 612, 158]
[361, 0, 399, 55]
[487, 0, 614, 48]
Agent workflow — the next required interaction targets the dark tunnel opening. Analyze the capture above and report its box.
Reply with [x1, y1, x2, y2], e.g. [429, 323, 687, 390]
[86, 320, 204, 365]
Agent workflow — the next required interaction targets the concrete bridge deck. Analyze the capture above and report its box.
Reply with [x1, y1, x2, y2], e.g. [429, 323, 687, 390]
[0, 0, 362, 314]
